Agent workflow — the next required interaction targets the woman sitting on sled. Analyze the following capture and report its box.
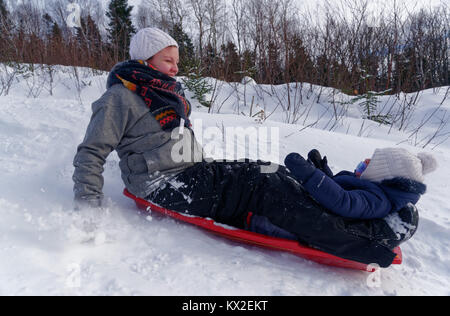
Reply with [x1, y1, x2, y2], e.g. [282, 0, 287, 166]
[73, 28, 436, 268]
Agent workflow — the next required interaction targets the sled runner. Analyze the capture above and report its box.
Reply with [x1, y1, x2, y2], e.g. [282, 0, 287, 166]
[124, 189, 402, 272]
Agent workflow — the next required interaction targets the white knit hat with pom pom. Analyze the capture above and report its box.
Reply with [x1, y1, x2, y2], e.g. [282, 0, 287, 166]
[360, 148, 438, 183]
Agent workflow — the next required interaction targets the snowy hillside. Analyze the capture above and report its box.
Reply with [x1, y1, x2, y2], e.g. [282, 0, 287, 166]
[0, 64, 449, 296]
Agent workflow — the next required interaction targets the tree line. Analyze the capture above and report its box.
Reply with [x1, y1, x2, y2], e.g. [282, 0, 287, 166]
[0, 0, 448, 95]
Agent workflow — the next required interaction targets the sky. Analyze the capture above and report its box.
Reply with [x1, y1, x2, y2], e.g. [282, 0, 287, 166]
[297, 0, 446, 19]
[5, 0, 447, 32]
[104, 0, 448, 15]
[8, 1, 447, 20]
[297, 0, 446, 11]
[292, 0, 448, 29]
[129, 0, 448, 30]
[129, 0, 447, 13]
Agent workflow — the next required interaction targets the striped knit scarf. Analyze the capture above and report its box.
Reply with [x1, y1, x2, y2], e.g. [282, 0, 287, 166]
[107, 60, 191, 130]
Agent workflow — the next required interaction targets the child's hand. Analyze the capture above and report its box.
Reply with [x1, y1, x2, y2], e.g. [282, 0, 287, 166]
[284, 153, 316, 183]
[307, 149, 333, 177]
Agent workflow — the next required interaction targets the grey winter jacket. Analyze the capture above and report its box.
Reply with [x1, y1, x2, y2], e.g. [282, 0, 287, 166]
[72, 84, 204, 205]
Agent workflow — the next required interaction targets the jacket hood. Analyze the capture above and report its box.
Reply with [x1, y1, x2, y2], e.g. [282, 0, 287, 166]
[380, 177, 427, 195]
[379, 177, 426, 211]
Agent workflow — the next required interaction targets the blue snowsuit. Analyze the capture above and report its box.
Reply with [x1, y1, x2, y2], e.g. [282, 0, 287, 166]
[303, 169, 426, 219]
[248, 168, 426, 242]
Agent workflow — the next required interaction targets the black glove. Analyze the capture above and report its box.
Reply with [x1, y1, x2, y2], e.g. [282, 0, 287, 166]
[284, 153, 316, 183]
[307, 149, 333, 177]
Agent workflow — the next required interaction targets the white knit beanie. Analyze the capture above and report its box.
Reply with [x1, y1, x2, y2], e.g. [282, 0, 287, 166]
[129, 28, 179, 60]
[360, 148, 438, 183]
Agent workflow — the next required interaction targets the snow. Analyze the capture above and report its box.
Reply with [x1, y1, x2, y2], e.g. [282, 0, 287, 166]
[384, 206, 417, 241]
[0, 64, 449, 296]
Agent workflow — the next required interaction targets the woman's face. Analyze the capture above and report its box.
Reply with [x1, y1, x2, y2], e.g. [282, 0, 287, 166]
[147, 46, 179, 77]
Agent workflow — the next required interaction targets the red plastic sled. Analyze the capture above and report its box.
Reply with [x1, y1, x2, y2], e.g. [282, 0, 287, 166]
[124, 189, 402, 272]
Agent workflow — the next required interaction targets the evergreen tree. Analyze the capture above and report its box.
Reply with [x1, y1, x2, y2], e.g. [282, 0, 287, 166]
[76, 15, 103, 63]
[0, 0, 11, 34]
[0, 0, 10, 62]
[169, 23, 195, 75]
[86, 15, 103, 50]
[48, 21, 63, 64]
[351, 69, 392, 125]
[0, 0, 7, 23]
[221, 41, 240, 81]
[393, 47, 416, 93]
[202, 42, 223, 78]
[43, 13, 55, 41]
[240, 49, 257, 80]
[265, 40, 283, 84]
[287, 35, 315, 83]
[316, 53, 330, 87]
[51, 22, 62, 41]
[182, 63, 213, 108]
[106, 0, 136, 61]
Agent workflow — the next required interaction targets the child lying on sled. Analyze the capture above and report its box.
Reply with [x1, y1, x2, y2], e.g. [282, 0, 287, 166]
[284, 147, 437, 219]
[249, 148, 437, 242]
